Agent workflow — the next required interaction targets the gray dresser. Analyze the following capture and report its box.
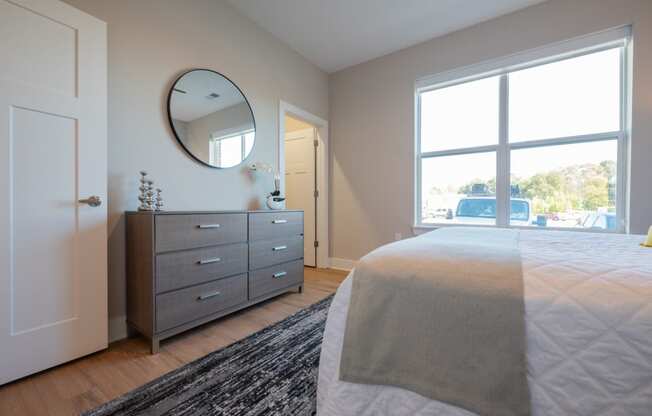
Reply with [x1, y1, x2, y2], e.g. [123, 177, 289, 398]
[126, 210, 304, 353]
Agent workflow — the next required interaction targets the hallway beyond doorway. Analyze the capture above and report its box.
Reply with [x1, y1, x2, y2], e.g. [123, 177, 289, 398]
[285, 115, 317, 267]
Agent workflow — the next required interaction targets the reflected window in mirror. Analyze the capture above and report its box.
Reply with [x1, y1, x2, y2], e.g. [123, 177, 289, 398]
[209, 129, 255, 167]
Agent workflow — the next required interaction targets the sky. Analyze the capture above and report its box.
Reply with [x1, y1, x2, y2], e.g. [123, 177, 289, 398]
[420, 47, 620, 193]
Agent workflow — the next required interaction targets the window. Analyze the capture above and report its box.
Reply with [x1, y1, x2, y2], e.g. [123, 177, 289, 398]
[209, 130, 254, 168]
[416, 31, 629, 232]
[420, 76, 499, 152]
[510, 141, 617, 228]
[421, 152, 496, 225]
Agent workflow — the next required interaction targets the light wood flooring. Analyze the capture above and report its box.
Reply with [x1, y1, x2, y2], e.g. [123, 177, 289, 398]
[0, 267, 348, 416]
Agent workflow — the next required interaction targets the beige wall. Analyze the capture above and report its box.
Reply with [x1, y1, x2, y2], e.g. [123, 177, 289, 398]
[62, 0, 328, 340]
[329, 0, 652, 262]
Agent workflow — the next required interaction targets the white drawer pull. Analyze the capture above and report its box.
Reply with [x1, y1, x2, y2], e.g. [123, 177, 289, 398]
[273, 271, 287, 279]
[272, 219, 288, 224]
[272, 245, 287, 251]
[198, 257, 221, 265]
[197, 290, 221, 301]
[198, 224, 220, 229]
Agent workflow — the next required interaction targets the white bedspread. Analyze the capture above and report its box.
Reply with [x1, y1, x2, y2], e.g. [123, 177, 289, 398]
[317, 229, 652, 416]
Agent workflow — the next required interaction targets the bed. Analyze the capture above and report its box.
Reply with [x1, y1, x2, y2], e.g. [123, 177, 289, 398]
[317, 228, 652, 416]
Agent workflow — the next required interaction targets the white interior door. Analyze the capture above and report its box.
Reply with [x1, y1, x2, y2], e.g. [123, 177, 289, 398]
[285, 129, 316, 267]
[0, 0, 107, 385]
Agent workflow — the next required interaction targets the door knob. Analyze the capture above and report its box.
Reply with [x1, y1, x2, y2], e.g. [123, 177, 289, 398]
[79, 195, 102, 207]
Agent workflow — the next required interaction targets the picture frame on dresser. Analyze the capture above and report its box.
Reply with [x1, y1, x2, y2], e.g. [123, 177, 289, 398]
[126, 210, 304, 353]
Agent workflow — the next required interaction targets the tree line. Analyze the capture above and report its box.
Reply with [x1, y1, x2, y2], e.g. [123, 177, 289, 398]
[453, 160, 616, 215]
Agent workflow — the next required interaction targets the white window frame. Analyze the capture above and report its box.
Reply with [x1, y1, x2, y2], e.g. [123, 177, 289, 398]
[415, 27, 631, 233]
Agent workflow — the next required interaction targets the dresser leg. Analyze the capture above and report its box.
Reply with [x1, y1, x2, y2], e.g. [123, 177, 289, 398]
[298, 285, 303, 294]
[150, 337, 160, 354]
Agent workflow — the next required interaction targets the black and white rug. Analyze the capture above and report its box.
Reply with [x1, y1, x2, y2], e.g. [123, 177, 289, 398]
[84, 295, 334, 416]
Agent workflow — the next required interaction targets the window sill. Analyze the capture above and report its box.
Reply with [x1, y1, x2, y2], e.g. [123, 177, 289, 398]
[412, 223, 625, 236]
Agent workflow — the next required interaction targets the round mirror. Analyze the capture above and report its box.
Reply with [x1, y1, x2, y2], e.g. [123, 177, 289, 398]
[168, 69, 255, 168]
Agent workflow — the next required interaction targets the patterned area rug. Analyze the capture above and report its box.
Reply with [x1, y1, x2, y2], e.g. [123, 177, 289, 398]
[84, 295, 334, 416]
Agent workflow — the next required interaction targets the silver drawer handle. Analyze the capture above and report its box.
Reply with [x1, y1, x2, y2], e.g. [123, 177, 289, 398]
[273, 271, 287, 279]
[198, 224, 220, 229]
[197, 290, 221, 301]
[272, 219, 288, 224]
[197, 257, 221, 265]
[272, 245, 287, 251]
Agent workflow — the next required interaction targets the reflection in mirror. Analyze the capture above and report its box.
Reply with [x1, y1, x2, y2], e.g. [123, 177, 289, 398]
[168, 69, 255, 168]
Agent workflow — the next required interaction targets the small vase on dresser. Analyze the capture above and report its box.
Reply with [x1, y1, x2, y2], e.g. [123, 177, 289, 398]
[126, 210, 304, 353]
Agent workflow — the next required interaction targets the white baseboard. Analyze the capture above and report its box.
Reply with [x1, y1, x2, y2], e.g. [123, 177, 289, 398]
[109, 315, 128, 343]
[317, 256, 331, 269]
[329, 257, 357, 271]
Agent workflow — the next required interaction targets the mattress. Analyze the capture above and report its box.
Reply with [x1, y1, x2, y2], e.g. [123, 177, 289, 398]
[317, 229, 652, 416]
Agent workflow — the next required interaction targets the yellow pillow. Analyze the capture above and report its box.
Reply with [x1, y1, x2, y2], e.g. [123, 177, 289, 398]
[642, 226, 652, 248]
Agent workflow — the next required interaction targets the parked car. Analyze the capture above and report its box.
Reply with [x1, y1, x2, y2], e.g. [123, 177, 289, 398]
[433, 208, 449, 218]
[582, 212, 617, 230]
[453, 197, 532, 226]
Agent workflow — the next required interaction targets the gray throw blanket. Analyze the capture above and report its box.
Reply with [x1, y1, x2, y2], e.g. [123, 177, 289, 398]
[339, 227, 530, 416]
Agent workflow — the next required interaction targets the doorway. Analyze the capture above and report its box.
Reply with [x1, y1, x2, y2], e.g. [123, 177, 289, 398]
[279, 101, 329, 269]
[284, 116, 317, 266]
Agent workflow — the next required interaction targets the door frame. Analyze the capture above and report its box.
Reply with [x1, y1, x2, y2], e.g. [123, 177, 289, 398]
[278, 101, 329, 268]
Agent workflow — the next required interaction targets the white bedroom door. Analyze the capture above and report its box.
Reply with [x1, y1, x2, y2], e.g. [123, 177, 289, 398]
[0, 0, 107, 384]
[285, 128, 317, 267]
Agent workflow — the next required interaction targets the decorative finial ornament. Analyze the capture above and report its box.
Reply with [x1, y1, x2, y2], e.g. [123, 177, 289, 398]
[145, 180, 155, 210]
[155, 188, 163, 211]
[137, 171, 155, 211]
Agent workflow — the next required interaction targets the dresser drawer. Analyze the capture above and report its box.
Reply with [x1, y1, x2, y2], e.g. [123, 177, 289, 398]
[155, 274, 247, 332]
[249, 211, 303, 241]
[249, 236, 304, 270]
[155, 243, 248, 294]
[249, 259, 303, 300]
[155, 214, 247, 252]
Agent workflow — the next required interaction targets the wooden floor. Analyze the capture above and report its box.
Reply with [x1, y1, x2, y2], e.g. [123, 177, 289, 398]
[0, 267, 348, 416]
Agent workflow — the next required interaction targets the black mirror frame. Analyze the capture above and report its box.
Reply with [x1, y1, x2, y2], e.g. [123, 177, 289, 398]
[166, 68, 256, 169]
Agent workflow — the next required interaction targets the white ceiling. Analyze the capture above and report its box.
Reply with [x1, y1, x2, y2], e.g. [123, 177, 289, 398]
[226, 0, 546, 73]
[171, 70, 246, 122]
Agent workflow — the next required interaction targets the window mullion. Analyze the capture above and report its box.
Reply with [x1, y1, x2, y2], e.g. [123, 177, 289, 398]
[496, 74, 510, 227]
[415, 92, 423, 225]
[616, 42, 629, 232]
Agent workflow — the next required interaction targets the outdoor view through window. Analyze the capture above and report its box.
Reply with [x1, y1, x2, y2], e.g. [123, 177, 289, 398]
[418, 46, 623, 231]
